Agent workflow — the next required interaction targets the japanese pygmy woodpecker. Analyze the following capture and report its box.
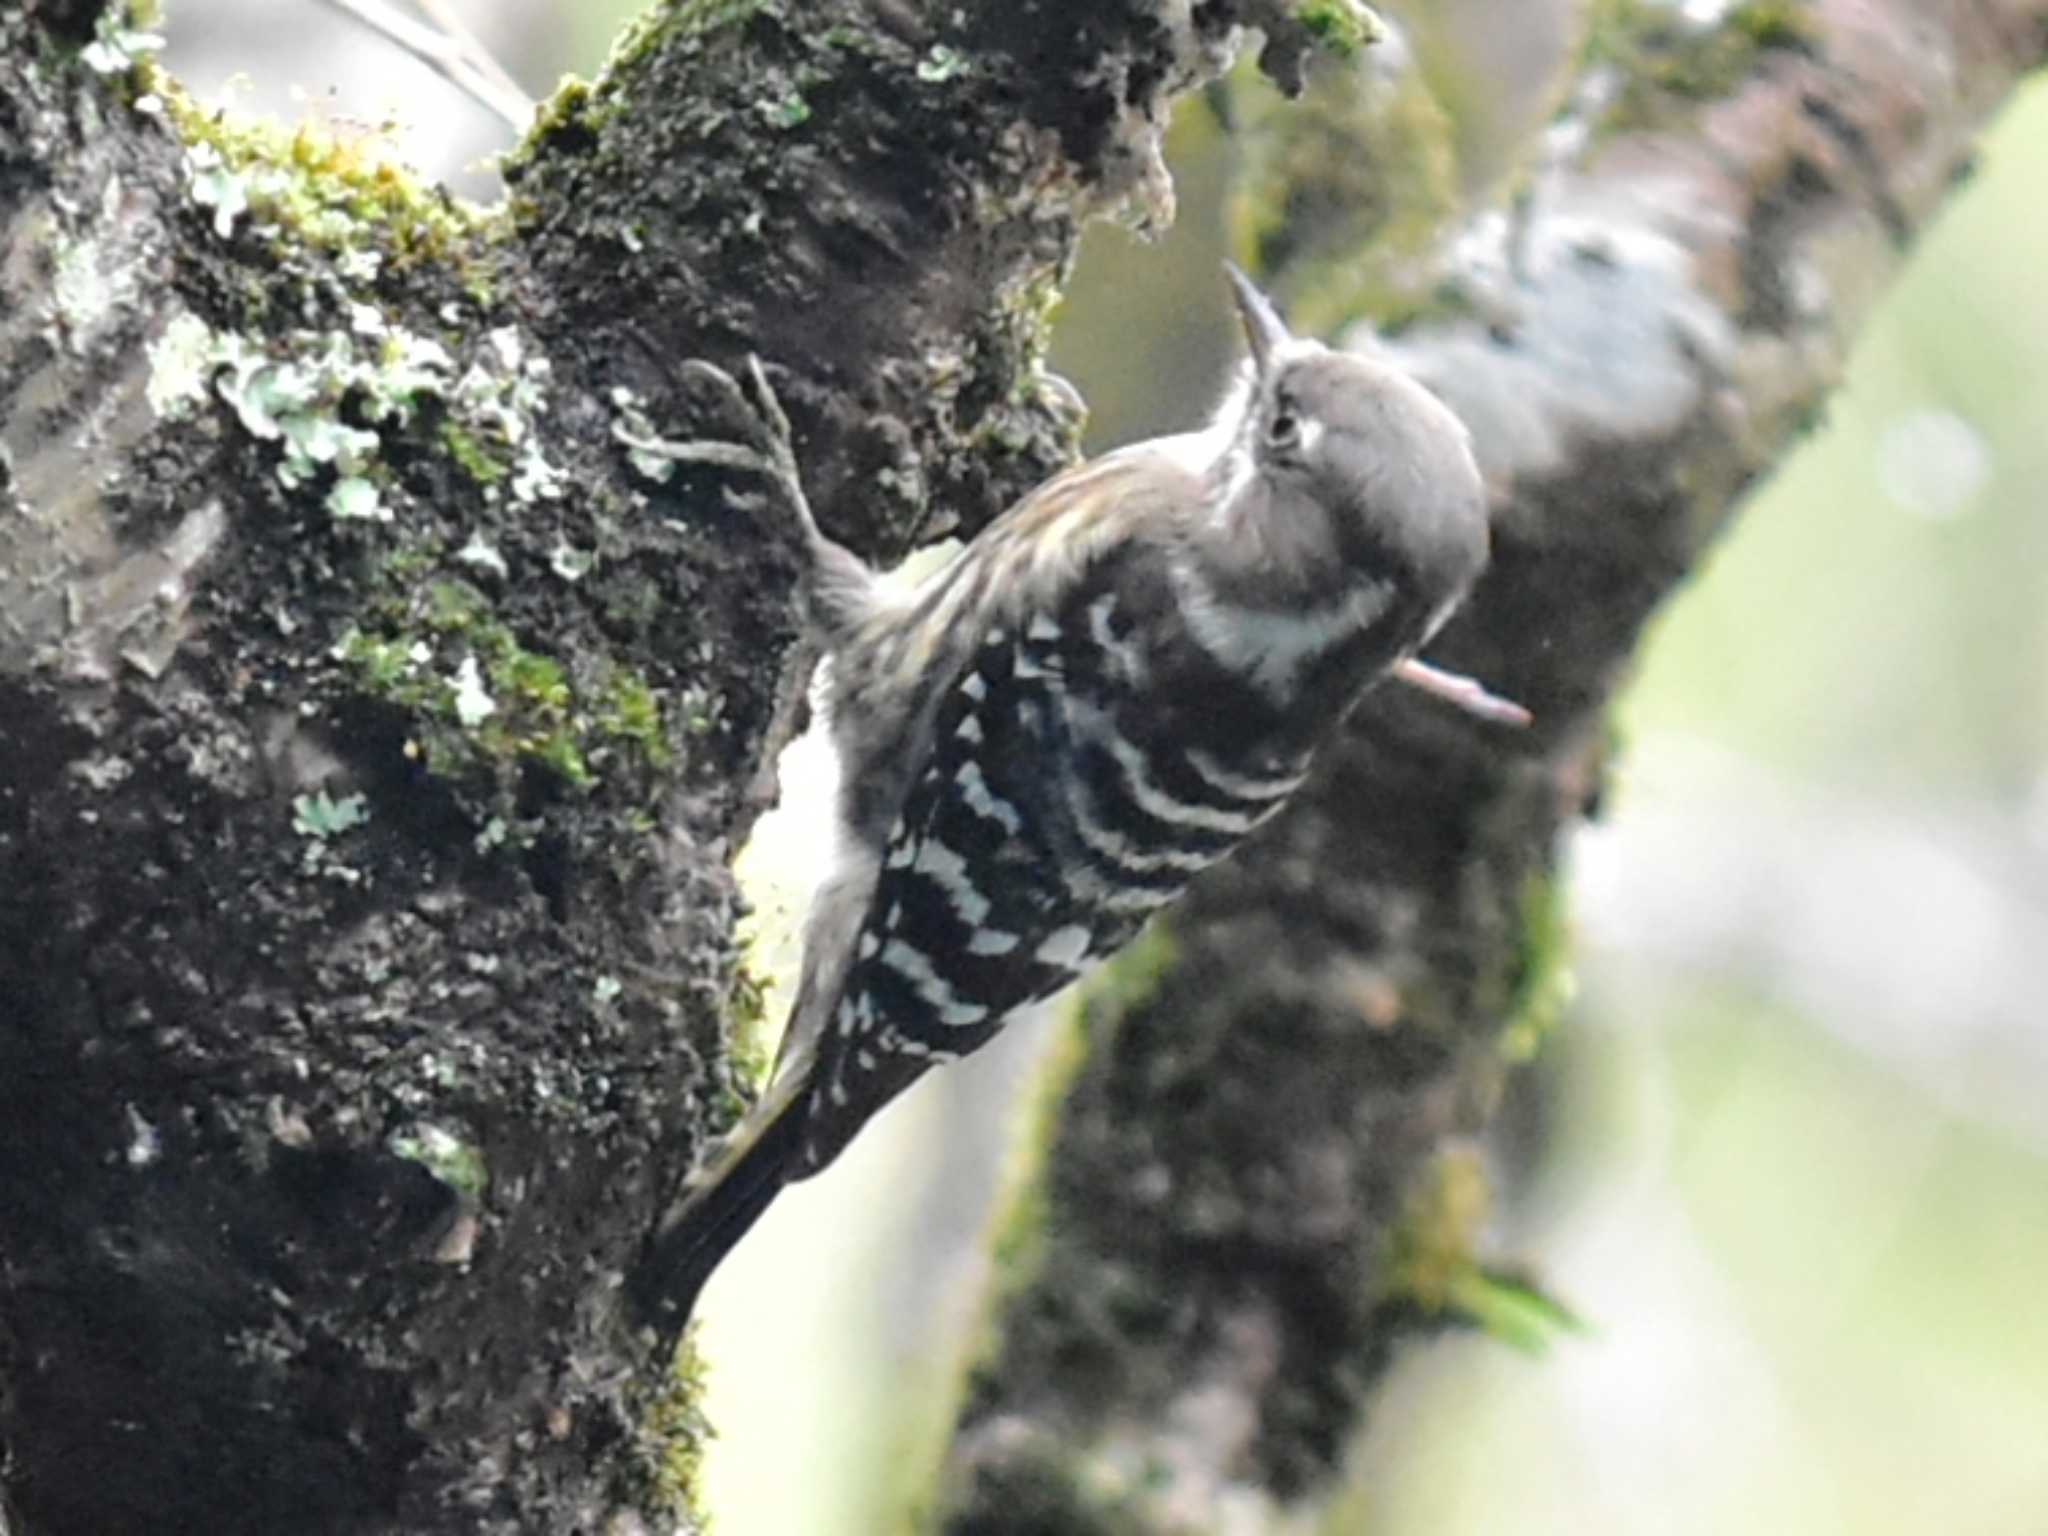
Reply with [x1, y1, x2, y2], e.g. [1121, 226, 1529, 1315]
[628, 266, 1520, 1326]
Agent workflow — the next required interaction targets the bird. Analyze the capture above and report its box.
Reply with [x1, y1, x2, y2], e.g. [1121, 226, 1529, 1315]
[623, 265, 1521, 1328]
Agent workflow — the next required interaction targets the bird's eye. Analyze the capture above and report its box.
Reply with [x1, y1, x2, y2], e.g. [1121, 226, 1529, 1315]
[1268, 408, 1301, 451]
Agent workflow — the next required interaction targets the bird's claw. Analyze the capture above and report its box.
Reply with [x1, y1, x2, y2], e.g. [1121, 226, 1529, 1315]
[616, 354, 819, 543]
[670, 356, 799, 479]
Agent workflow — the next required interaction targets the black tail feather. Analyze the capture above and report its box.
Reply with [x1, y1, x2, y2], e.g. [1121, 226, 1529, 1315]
[628, 1087, 809, 1332]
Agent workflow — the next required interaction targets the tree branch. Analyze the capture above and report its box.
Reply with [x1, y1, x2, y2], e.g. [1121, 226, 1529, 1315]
[933, 1, 2048, 1528]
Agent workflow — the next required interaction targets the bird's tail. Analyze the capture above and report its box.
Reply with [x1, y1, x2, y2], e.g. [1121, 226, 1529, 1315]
[629, 1070, 812, 1331]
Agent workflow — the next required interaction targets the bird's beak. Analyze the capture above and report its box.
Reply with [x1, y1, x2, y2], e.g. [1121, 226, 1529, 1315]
[1224, 262, 1291, 377]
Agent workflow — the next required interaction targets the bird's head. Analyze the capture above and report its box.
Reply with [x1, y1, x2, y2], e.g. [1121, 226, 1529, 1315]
[1219, 264, 1489, 633]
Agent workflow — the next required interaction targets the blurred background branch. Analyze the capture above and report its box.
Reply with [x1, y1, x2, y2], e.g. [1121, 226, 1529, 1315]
[929, 1, 2048, 1530]
[311, 0, 533, 130]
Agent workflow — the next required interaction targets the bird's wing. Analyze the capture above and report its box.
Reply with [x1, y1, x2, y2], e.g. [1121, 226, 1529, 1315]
[786, 450, 1209, 1175]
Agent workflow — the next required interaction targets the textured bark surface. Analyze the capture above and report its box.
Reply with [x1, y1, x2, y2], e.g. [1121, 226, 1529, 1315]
[936, 1, 2048, 1530]
[0, 3, 1355, 1532]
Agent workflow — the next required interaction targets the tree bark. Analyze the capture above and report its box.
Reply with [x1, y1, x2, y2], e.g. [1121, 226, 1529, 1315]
[935, 1, 2048, 1530]
[0, 2, 1356, 1531]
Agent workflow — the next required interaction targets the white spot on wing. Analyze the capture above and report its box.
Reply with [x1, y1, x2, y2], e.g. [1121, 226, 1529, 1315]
[1036, 925, 1091, 967]
[957, 761, 1023, 834]
[877, 1025, 932, 1058]
[881, 939, 992, 1027]
[912, 838, 992, 926]
[968, 929, 1021, 955]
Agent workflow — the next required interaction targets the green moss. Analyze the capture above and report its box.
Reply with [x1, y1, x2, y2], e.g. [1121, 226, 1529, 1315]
[161, 84, 482, 266]
[1071, 921, 1179, 1046]
[337, 569, 672, 797]
[591, 0, 772, 87]
[1731, 0, 1816, 47]
[1499, 872, 1576, 1064]
[596, 670, 673, 765]
[1380, 1142, 1490, 1312]
[723, 960, 775, 1100]
[1441, 1265, 1584, 1356]
[139, 204, 651, 809]
[388, 1123, 488, 1200]
[1585, 0, 1819, 135]
[523, 73, 604, 146]
[1294, 0, 1382, 59]
[509, 2, 770, 165]
[639, 1335, 715, 1523]
[439, 420, 509, 486]
[1381, 1145, 1582, 1354]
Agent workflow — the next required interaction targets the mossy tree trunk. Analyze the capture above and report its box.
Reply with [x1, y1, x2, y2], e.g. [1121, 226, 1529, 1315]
[0, 2, 1355, 1531]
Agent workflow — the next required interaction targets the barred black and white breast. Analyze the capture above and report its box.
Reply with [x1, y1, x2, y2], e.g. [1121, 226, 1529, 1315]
[798, 449, 1354, 1171]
